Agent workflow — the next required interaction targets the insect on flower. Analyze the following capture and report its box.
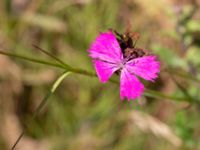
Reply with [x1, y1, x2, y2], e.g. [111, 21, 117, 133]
[88, 29, 160, 100]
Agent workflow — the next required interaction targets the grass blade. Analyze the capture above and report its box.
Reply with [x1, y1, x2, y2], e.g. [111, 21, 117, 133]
[11, 71, 71, 150]
[32, 44, 72, 69]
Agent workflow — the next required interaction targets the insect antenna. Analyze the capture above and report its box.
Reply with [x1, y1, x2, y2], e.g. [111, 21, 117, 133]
[113, 30, 123, 39]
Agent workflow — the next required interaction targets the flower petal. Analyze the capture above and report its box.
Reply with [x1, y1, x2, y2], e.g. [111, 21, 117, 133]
[126, 56, 160, 81]
[120, 68, 144, 100]
[88, 31, 123, 83]
[94, 59, 118, 83]
[88, 31, 123, 63]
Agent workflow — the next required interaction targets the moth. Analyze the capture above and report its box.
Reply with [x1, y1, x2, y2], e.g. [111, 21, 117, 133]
[114, 29, 150, 61]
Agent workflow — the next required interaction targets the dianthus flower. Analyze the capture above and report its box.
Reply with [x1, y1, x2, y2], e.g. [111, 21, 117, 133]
[88, 30, 160, 100]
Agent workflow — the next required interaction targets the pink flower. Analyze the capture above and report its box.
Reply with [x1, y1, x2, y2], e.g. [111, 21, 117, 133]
[88, 31, 160, 100]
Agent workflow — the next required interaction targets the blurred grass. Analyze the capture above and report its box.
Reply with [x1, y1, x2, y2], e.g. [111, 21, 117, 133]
[0, 0, 200, 150]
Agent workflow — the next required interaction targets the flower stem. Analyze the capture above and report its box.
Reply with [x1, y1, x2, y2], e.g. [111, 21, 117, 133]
[0, 50, 197, 103]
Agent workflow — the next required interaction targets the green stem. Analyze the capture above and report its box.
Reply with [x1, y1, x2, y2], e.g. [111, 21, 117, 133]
[0, 51, 96, 77]
[166, 68, 200, 83]
[11, 71, 71, 150]
[0, 51, 66, 69]
[32, 44, 73, 69]
[0, 51, 196, 103]
[144, 89, 189, 102]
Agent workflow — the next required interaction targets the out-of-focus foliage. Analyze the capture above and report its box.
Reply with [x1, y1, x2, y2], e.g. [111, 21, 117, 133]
[0, 0, 200, 150]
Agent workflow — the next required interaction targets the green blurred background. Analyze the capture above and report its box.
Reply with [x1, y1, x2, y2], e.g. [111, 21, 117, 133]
[0, 0, 200, 149]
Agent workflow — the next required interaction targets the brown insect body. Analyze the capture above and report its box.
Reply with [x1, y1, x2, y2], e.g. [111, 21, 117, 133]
[124, 47, 149, 61]
[114, 30, 150, 60]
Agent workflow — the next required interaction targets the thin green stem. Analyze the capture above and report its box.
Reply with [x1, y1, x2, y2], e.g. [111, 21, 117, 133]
[0, 50, 196, 103]
[166, 68, 200, 83]
[169, 74, 194, 102]
[1, 50, 199, 83]
[0, 51, 66, 69]
[144, 89, 189, 102]
[11, 71, 71, 150]
[0, 50, 97, 77]
[32, 44, 73, 69]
